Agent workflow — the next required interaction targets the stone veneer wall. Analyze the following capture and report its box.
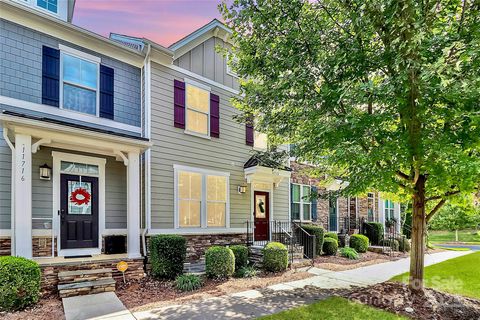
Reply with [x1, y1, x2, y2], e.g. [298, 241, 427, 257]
[0, 237, 11, 256]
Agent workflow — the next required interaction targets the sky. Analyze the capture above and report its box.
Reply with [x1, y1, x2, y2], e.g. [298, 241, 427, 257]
[72, 0, 223, 47]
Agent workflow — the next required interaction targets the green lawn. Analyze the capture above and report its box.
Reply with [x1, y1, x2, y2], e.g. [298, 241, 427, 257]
[391, 251, 480, 299]
[259, 297, 405, 320]
[428, 229, 480, 244]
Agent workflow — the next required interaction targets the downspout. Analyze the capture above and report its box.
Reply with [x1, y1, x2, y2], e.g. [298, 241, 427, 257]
[3, 127, 15, 256]
[141, 43, 152, 257]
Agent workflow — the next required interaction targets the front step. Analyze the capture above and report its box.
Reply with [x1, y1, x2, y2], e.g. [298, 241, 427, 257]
[57, 268, 115, 298]
[183, 257, 206, 274]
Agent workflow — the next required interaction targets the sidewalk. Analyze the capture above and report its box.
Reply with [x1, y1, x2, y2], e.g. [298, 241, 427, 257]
[133, 250, 472, 320]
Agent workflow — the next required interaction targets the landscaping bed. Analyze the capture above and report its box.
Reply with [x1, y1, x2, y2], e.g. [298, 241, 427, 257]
[347, 281, 480, 320]
[314, 251, 409, 271]
[0, 296, 64, 320]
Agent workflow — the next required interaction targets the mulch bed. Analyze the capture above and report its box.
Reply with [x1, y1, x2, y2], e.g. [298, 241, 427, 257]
[0, 296, 65, 320]
[314, 251, 409, 271]
[346, 282, 480, 320]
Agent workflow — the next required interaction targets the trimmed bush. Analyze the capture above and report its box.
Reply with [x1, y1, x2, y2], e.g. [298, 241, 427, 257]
[397, 236, 411, 252]
[339, 247, 359, 260]
[230, 245, 249, 270]
[0, 256, 41, 311]
[363, 222, 384, 245]
[380, 239, 400, 251]
[205, 246, 235, 279]
[350, 234, 369, 253]
[301, 224, 325, 255]
[175, 274, 203, 292]
[322, 238, 338, 255]
[324, 232, 339, 241]
[263, 242, 288, 272]
[150, 235, 187, 279]
[236, 265, 259, 278]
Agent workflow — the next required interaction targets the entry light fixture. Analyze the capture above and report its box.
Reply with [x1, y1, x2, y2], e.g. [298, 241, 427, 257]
[39, 163, 52, 181]
[237, 185, 247, 194]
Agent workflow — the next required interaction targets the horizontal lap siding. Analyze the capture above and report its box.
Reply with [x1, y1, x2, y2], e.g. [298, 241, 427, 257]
[0, 126, 11, 229]
[105, 158, 127, 229]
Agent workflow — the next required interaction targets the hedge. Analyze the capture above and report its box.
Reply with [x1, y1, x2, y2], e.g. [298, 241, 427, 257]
[363, 222, 384, 245]
[322, 238, 338, 256]
[380, 238, 400, 251]
[150, 235, 187, 279]
[0, 256, 41, 311]
[301, 224, 325, 255]
[324, 232, 338, 241]
[230, 245, 249, 270]
[397, 236, 411, 252]
[205, 246, 235, 279]
[263, 242, 288, 272]
[350, 234, 369, 253]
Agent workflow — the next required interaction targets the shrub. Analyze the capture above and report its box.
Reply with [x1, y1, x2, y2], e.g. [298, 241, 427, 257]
[0, 256, 41, 311]
[175, 274, 203, 292]
[324, 232, 339, 241]
[235, 265, 259, 278]
[381, 239, 400, 251]
[397, 236, 411, 252]
[205, 246, 235, 279]
[263, 242, 288, 272]
[322, 238, 338, 255]
[230, 245, 249, 270]
[301, 224, 325, 255]
[150, 235, 187, 279]
[350, 234, 369, 253]
[339, 247, 359, 260]
[363, 222, 384, 245]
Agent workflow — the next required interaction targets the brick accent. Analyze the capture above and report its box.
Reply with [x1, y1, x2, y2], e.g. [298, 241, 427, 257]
[0, 237, 11, 256]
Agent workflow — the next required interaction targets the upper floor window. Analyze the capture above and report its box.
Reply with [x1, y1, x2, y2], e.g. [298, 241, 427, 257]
[385, 200, 395, 220]
[37, 0, 57, 13]
[291, 183, 312, 221]
[60, 46, 100, 116]
[254, 131, 268, 150]
[186, 83, 210, 136]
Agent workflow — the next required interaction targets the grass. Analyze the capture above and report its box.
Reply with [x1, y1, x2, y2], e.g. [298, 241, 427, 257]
[259, 297, 406, 320]
[391, 251, 480, 299]
[428, 229, 480, 244]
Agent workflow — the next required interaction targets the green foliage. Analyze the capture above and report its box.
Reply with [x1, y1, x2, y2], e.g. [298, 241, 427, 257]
[429, 204, 480, 231]
[339, 247, 359, 260]
[149, 235, 187, 279]
[235, 265, 259, 278]
[230, 245, 249, 270]
[324, 232, 338, 241]
[381, 238, 400, 251]
[262, 242, 288, 272]
[322, 238, 338, 256]
[175, 274, 203, 292]
[301, 224, 325, 255]
[396, 236, 411, 252]
[205, 246, 235, 279]
[363, 222, 384, 245]
[0, 256, 41, 311]
[350, 234, 369, 253]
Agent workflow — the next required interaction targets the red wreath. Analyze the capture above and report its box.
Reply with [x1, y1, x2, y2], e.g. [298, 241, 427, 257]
[70, 188, 91, 206]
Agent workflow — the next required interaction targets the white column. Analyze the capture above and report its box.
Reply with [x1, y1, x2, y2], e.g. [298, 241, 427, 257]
[127, 151, 141, 259]
[14, 134, 32, 258]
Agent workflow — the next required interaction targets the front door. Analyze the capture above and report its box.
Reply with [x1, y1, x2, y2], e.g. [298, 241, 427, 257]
[329, 196, 338, 232]
[254, 191, 270, 241]
[60, 174, 99, 249]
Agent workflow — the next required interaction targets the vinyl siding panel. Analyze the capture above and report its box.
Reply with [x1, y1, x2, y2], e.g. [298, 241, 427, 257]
[0, 125, 11, 229]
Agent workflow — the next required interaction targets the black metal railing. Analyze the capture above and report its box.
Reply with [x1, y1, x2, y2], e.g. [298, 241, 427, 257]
[292, 222, 316, 264]
[338, 217, 362, 234]
[382, 220, 401, 256]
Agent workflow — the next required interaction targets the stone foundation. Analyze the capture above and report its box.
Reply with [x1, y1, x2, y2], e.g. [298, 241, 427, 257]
[33, 236, 57, 257]
[0, 237, 11, 256]
[183, 233, 247, 261]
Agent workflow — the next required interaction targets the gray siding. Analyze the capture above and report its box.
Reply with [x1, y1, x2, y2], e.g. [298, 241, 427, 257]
[105, 157, 127, 229]
[0, 19, 142, 128]
[149, 62, 288, 230]
[0, 127, 11, 229]
[173, 37, 239, 91]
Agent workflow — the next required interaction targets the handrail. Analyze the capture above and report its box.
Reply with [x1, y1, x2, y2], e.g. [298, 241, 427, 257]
[292, 221, 317, 265]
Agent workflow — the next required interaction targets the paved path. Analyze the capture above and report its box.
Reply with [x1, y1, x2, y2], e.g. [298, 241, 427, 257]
[63, 292, 135, 320]
[133, 250, 472, 320]
[436, 243, 480, 251]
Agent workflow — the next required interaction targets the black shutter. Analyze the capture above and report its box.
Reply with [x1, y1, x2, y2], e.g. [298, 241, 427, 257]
[99, 64, 114, 120]
[42, 46, 60, 107]
[311, 186, 318, 221]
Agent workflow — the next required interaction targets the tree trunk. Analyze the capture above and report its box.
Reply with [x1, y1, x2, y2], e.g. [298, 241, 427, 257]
[409, 175, 426, 291]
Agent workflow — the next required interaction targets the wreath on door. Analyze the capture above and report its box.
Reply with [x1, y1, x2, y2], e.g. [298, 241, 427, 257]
[70, 188, 91, 206]
[258, 199, 265, 213]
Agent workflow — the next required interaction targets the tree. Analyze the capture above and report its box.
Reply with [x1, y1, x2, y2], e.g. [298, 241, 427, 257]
[429, 204, 480, 241]
[220, 0, 480, 291]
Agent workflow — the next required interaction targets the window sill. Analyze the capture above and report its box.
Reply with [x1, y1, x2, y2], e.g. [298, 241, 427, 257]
[184, 130, 211, 140]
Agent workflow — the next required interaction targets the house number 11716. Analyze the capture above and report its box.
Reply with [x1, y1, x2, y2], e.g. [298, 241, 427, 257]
[20, 144, 26, 181]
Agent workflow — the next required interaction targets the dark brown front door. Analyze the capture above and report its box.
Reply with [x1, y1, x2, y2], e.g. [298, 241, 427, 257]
[60, 174, 99, 249]
[254, 191, 270, 241]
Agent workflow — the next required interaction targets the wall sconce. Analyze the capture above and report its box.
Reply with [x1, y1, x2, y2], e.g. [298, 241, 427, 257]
[39, 163, 52, 180]
[237, 185, 247, 194]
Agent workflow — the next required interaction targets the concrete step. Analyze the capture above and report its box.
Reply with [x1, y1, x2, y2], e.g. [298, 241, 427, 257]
[58, 278, 116, 298]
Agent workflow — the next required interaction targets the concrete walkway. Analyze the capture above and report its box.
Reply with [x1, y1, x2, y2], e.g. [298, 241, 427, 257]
[63, 292, 135, 320]
[133, 250, 472, 320]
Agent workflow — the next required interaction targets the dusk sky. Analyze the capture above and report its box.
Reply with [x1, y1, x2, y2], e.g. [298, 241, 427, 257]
[72, 0, 223, 47]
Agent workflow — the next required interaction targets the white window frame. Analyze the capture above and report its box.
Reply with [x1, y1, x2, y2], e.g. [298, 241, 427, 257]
[184, 78, 211, 139]
[291, 183, 312, 222]
[173, 164, 230, 230]
[59, 45, 101, 117]
[384, 199, 395, 221]
[36, 0, 58, 14]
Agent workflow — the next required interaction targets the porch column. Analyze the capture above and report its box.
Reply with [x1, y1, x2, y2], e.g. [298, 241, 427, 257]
[127, 151, 141, 259]
[14, 134, 32, 258]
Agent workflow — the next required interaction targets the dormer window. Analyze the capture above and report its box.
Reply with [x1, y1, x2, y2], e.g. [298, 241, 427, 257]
[37, 0, 57, 13]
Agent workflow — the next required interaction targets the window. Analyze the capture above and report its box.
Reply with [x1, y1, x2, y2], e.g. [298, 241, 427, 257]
[254, 131, 268, 150]
[385, 200, 395, 220]
[37, 0, 57, 13]
[61, 50, 99, 116]
[367, 193, 375, 221]
[176, 166, 229, 229]
[186, 83, 210, 136]
[291, 184, 312, 221]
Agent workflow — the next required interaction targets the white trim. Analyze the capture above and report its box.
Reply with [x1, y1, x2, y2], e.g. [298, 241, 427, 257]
[103, 229, 128, 235]
[184, 78, 211, 91]
[173, 164, 231, 177]
[0, 96, 142, 134]
[52, 151, 106, 257]
[169, 19, 232, 51]
[58, 44, 101, 63]
[127, 151, 141, 258]
[148, 228, 246, 235]
[0, 229, 11, 237]
[59, 248, 102, 257]
[290, 183, 312, 222]
[32, 229, 54, 236]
